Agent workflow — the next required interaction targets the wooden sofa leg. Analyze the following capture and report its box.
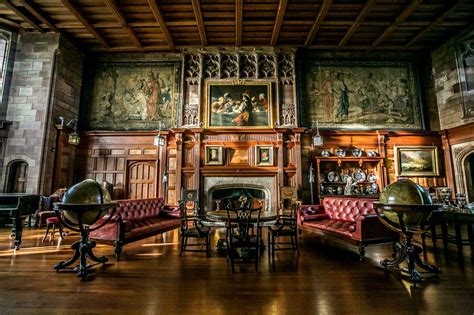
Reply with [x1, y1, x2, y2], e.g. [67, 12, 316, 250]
[114, 240, 123, 260]
[359, 245, 366, 261]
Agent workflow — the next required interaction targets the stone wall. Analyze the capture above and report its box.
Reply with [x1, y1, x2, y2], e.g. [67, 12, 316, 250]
[432, 27, 474, 130]
[0, 33, 84, 194]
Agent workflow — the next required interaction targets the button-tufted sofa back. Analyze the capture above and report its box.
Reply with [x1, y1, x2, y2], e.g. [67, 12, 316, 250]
[322, 196, 376, 222]
[114, 198, 165, 221]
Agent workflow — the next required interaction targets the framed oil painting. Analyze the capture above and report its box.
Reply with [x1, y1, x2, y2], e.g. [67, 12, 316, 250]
[205, 145, 224, 165]
[205, 81, 273, 128]
[83, 62, 181, 130]
[300, 60, 423, 130]
[228, 148, 249, 165]
[395, 146, 439, 177]
[255, 145, 273, 166]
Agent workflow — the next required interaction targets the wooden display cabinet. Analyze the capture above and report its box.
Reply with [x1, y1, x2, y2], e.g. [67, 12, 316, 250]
[315, 156, 386, 202]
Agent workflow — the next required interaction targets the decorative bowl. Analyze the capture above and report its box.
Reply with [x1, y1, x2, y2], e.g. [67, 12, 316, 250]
[321, 150, 330, 157]
[367, 151, 377, 157]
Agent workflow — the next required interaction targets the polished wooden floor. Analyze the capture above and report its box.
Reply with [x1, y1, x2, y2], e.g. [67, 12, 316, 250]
[0, 225, 473, 314]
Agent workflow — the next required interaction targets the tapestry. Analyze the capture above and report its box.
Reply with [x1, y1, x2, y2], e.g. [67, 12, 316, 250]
[300, 61, 423, 130]
[84, 62, 180, 130]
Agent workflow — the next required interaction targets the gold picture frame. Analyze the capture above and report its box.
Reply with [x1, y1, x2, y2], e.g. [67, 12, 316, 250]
[394, 146, 439, 177]
[204, 80, 273, 128]
[255, 145, 273, 166]
[205, 145, 224, 165]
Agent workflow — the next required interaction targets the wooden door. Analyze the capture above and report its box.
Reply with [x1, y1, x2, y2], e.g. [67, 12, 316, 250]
[127, 161, 156, 199]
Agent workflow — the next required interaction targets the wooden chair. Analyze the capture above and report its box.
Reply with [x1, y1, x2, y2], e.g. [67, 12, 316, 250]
[268, 202, 300, 263]
[226, 206, 262, 273]
[178, 190, 211, 257]
[42, 216, 66, 242]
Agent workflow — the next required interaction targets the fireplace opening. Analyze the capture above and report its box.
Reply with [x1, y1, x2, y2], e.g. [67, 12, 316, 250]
[212, 187, 266, 210]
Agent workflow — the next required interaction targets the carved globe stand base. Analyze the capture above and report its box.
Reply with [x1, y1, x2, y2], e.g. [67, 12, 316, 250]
[381, 232, 441, 285]
[54, 227, 108, 280]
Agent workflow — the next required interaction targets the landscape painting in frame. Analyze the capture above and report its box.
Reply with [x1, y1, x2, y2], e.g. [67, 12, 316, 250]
[395, 146, 439, 177]
[84, 62, 180, 130]
[206, 81, 272, 128]
[301, 61, 423, 130]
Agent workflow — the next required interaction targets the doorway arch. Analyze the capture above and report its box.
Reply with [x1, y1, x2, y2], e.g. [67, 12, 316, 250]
[5, 160, 28, 193]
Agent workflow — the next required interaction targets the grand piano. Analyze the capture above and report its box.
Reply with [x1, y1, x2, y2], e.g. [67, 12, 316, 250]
[0, 194, 40, 249]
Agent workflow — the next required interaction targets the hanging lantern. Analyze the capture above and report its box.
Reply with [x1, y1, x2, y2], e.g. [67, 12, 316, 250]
[68, 131, 80, 146]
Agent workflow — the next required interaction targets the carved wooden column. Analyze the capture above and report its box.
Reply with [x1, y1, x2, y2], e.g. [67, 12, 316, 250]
[174, 129, 184, 201]
[441, 129, 455, 190]
[192, 128, 203, 191]
[293, 128, 305, 190]
[157, 130, 169, 200]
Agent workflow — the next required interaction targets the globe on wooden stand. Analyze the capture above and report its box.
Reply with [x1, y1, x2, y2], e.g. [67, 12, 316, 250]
[374, 179, 442, 285]
[53, 179, 116, 280]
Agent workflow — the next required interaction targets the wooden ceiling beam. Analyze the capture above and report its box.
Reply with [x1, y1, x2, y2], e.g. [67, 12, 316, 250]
[3, 0, 43, 33]
[270, 0, 287, 46]
[148, 0, 174, 50]
[0, 16, 22, 29]
[304, 0, 332, 47]
[191, 0, 207, 46]
[235, 0, 243, 46]
[103, 0, 142, 49]
[60, 0, 109, 48]
[406, 0, 465, 47]
[338, 0, 376, 48]
[372, 0, 422, 47]
[18, 0, 59, 33]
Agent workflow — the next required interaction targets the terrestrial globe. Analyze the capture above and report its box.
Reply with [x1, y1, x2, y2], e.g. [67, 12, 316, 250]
[379, 178, 433, 229]
[60, 179, 113, 225]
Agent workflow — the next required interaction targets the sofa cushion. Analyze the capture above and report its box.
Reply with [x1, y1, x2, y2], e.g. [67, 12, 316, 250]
[322, 197, 375, 222]
[125, 218, 180, 240]
[304, 219, 355, 239]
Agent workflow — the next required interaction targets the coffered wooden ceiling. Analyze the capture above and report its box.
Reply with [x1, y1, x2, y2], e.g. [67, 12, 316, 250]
[0, 0, 473, 52]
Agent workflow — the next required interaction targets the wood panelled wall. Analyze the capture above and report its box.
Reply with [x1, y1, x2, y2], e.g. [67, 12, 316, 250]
[75, 131, 164, 200]
[300, 130, 446, 203]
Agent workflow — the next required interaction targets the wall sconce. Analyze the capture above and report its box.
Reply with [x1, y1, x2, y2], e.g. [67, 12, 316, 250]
[66, 119, 80, 146]
[68, 131, 80, 146]
[311, 121, 323, 147]
[153, 121, 166, 147]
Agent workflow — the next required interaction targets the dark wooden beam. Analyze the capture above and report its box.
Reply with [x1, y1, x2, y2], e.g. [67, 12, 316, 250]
[304, 0, 332, 47]
[19, 0, 59, 32]
[270, 0, 288, 46]
[148, 0, 174, 50]
[235, 0, 243, 46]
[406, 0, 465, 47]
[191, 0, 207, 46]
[338, 0, 376, 48]
[60, 0, 109, 48]
[103, 0, 142, 49]
[372, 0, 422, 47]
[0, 16, 22, 29]
[3, 0, 43, 33]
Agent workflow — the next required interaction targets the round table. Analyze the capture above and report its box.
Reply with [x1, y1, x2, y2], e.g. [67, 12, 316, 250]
[206, 210, 278, 225]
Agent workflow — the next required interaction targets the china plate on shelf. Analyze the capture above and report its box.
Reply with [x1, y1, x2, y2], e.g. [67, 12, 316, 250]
[367, 173, 377, 182]
[366, 183, 378, 194]
[352, 169, 366, 183]
[340, 173, 351, 183]
[351, 148, 363, 157]
[327, 171, 339, 182]
[320, 174, 326, 183]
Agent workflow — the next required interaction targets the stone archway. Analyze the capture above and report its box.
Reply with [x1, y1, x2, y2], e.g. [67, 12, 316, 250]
[5, 159, 28, 193]
[452, 141, 474, 202]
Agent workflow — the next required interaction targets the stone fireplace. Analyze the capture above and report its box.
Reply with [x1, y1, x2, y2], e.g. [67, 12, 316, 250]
[202, 176, 277, 212]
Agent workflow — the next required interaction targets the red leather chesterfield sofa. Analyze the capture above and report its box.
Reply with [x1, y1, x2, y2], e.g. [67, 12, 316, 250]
[298, 196, 398, 259]
[90, 198, 180, 259]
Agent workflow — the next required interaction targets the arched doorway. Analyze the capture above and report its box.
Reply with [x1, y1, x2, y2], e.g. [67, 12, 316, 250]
[464, 152, 474, 202]
[6, 160, 28, 193]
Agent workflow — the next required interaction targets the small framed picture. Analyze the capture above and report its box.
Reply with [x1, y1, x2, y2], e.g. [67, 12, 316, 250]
[205, 145, 224, 165]
[255, 145, 273, 166]
[394, 146, 439, 177]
